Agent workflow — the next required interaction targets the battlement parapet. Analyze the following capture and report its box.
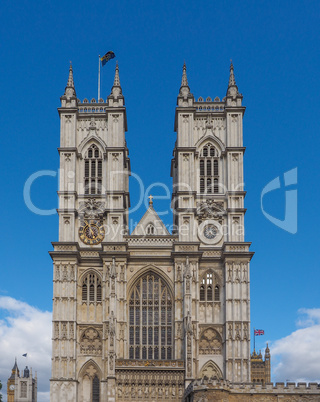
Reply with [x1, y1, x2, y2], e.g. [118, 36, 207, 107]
[184, 378, 320, 400]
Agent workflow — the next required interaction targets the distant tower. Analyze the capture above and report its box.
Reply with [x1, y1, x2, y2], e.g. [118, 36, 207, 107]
[265, 343, 271, 382]
[251, 344, 271, 384]
[7, 359, 37, 402]
[7, 359, 19, 402]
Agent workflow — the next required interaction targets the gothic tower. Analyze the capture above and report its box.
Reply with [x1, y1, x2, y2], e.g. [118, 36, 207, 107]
[171, 62, 253, 383]
[50, 63, 130, 402]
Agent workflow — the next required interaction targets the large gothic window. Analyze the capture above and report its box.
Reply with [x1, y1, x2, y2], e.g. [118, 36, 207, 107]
[84, 144, 103, 195]
[199, 144, 219, 194]
[200, 271, 220, 302]
[82, 272, 102, 303]
[129, 273, 173, 360]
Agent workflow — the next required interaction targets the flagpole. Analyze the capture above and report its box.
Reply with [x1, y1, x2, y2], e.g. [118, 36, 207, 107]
[254, 327, 256, 351]
[98, 55, 101, 102]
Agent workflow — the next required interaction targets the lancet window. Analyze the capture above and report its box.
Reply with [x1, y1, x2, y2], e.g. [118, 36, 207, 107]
[129, 272, 173, 360]
[82, 272, 102, 303]
[92, 375, 100, 402]
[200, 271, 220, 302]
[84, 144, 103, 195]
[146, 224, 155, 235]
[199, 144, 219, 194]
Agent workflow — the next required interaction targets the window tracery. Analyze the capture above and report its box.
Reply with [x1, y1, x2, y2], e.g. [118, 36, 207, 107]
[199, 144, 219, 194]
[84, 144, 103, 195]
[199, 328, 222, 355]
[80, 327, 102, 355]
[129, 272, 173, 360]
[200, 271, 220, 302]
[82, 272, 102, 303]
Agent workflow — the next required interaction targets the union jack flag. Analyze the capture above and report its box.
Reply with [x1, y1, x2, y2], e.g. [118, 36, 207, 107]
[254, 329, 264, 336]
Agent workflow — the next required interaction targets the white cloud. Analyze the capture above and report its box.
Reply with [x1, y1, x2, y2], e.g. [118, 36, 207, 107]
[0, 296, 52, 402]
[271, 308, 320, 382]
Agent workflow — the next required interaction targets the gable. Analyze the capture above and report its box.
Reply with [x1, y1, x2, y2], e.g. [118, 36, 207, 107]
[131, 206, 170, 236]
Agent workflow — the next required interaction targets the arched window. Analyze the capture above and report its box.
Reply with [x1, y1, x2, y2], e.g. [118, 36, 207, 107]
[214, 285, 220, 301]
[82, 272, 102, 303]
[84, 144, 102, 195]
[199, 144, 220, 194]
[129, 272, 173, 360]
[92, 375, 100, 402]
[146, 224, 155, 235]
[200, 271, 220, 302]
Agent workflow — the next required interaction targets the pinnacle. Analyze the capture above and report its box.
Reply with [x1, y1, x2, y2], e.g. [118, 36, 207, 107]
[67, 63, 74, 88]
[181, 62, 189, 87]
[113, 62, 121, 87]
[178, 62, 191, 99]
[110, 62, 122, 98]
[63, 62, 76, 98]
[226, 59, 240, 98]
[228, 60, 236, 87]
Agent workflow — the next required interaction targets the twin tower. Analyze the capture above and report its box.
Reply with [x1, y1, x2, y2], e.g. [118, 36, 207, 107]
[50, 62, 253, 401]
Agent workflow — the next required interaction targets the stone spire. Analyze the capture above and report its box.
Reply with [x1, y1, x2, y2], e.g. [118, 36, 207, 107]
[111, 62, 122, 97]
[177, 62, 194, 106]
[113, 62, 121, 87]
[64, 63, 76, 98]
[181, 62, 189, 87]
[108, 62, 124, 106]
[226, 60, 242, 104]
[228, 60, 236, 87]
[179, 62, 190, 97]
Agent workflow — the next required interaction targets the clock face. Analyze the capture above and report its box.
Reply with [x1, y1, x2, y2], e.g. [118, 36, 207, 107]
[10, 385, 15, 390]
[204, 224, 217, 239]
[79, 220, 105, 245]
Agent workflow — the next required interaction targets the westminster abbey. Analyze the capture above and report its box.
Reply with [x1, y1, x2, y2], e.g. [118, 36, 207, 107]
[50, 63, 320, 401]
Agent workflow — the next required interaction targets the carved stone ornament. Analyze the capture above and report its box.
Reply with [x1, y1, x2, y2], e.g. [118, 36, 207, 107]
[199, 328, 222, 355]
[79, 198, 105, 220]
[186, 311, 193, 336]
[80, 327, 102, 355]
[89, 117, 96, 130]
[109, 311, 116, 338]
[196, 199, 226, 223]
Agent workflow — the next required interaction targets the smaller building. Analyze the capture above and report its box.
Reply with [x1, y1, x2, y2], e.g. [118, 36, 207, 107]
[251, 344, 271, 385]
[7, 359, 37, 402]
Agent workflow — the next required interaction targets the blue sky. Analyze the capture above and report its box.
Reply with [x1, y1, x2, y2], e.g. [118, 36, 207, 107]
[1, 0, 320, 398]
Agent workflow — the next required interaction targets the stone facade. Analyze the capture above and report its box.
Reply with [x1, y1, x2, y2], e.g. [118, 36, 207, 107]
[50, 62, 320, 401]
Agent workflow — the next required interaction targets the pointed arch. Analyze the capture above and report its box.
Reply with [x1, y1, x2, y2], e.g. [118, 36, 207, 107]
[127, 269, 174, 360]
[78, 359, 102, 380]
[80, 270, 102, 304]
[127, 264, 173, 297]
[78, 360, 102, 402]
[82, 143, 104, 195]
[146, 222, 155, 235]
[200, 270, 221, 302]
[200, 360, 223, 379]
[198, 138, 222, 195]
[195, 134, 226, 154]
[79, 268, 103, 282]
[78, 135, 107, 156]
